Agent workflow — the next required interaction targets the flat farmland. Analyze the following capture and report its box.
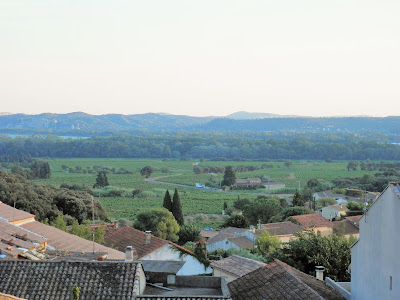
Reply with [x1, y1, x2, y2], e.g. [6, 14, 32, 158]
[33, 158, 375, 226]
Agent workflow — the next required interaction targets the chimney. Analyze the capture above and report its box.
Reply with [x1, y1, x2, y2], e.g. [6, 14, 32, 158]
[114, 220, 119, 228]
[145, 231, 152, 244]
[315, 266, 325, 281]
[125, 246, 138, 262]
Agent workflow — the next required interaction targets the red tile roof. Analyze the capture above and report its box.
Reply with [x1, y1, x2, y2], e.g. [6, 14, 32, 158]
[259, 221, 304, 236]
[21, 221, 124, 260]
[344, 215, 362, 227]
[291, 214, 333, 228]
[104, 226, 168, 258]
[228, 259, 343, 300]
[0, 202, 35, 224]
[332, 220, 359, 236]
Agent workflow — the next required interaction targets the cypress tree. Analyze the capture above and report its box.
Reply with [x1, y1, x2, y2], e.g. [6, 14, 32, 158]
[163, 190, 173, 212]
[222, 166, 236, 186]
[172, 189, 184, 225]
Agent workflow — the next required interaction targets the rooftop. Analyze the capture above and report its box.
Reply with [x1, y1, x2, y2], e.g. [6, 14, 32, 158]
[207, 227, 247, 245]
[259, 221, 304, 236]
[0, 202, 35, 225]
[228, 259, 343, 300]
[0, 219, 47, 259]
[291, 214, 333, 228]
[333, 220, 359, 236]
[344, 215, 362, 227]
[0, 260, 140, 300]
[21, 221, 124, 260]
[104, 225, 168, 258]
[227, 236, 254, 249]
[139, 275, 231, 300]
[210, 255, 266, 278]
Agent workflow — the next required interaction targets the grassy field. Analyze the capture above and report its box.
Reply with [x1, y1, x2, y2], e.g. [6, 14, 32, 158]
[33, 158, 375, 227]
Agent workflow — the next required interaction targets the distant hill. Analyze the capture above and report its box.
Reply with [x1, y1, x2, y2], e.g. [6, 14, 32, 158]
[226, 111, 298, 119]
[1, 112, 400, 135]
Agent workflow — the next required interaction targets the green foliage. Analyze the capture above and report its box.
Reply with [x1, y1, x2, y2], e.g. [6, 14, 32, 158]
[163, 190, 173, 211]
[222, 166, 236, 186]
[140, 166, 154, 178]
[94, 171, 109, 188]
[208, 248, 265, 262]
[316, 197, 336, 209]
[221, 214, 249, 228]
[269, 207, 315, 223]
[172, 189, 184, 226]
[223, 201, 228, 210]
[307, 179, 319, 189]
[292, 190, 304, 206]
[243, 197, 282, 225]
[51, 215, 68, 232]
[269, 231, 352, 281]
[347, 160, 359, 171]
[178, 224, 200, 244]
[232, 197, 251, 210]
[0, 171, 107, 223]
[255, 231, 281, 257]
[134, 208, 180, 242]
[71, 286, 80, 300]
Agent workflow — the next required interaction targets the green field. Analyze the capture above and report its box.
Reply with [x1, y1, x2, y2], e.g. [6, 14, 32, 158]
[33, 158, 375, 227]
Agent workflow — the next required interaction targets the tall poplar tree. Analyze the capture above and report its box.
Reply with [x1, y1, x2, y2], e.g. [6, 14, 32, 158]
[172, 189, 184, 225]
[163, 190, 173, 212]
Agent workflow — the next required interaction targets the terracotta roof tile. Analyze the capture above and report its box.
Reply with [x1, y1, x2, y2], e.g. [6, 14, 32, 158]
[332, 220, 359, 235]
[291, 214, 333, 228]
[104, 226, 168, 258]
[259, 221, 305, 236]
[211, 255, 266, 278]
[0, 260, 139, 300]
[21, 221, 124, 260]
[344, 215, 362, 227]
[228, 259, 344, 300]
[0, 202, 34, 223]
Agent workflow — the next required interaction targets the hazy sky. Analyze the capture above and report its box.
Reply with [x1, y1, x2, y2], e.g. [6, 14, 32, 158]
[1, 0, 399, 117]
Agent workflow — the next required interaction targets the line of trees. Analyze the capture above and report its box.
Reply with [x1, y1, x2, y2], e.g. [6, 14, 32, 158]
[2, 132, 400, 160]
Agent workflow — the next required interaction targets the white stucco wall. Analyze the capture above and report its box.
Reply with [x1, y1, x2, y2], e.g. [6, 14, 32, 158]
[206, 239, 241, 252]
[351, 186, 400, 300]
[322, 206, 339, 221]
[141, 244, 211, 275]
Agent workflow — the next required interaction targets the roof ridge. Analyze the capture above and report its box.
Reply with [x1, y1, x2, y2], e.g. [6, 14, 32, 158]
[274, 259, 325, 299]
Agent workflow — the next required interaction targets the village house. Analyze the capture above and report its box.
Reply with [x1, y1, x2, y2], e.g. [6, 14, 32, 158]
[210, 255, 266, 283]
[0, 202, 125, 260]
[332, 219, 359, 240]
[205, 227, 250, 252]
[103, 224, 211, 275]
[321, 204, 349, 221]
[228, 259, 343, 300]
[350, 183, 400, 300]
[291, 214, 333, 236]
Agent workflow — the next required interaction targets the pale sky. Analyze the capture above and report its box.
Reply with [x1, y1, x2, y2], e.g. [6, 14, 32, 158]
[1, 0, 399, 117]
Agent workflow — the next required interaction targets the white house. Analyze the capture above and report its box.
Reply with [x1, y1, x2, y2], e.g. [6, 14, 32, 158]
[351, 183, 400, 300]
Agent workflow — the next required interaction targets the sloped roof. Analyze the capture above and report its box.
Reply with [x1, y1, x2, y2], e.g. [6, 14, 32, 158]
[200, 229, 219, 239]
[227, 236, 254, 249]
[228, 259, 343, 300]
[104, 225, 168, 258]
[328, 204, 348, 211]
[207, 227, 247, 245]
[332, 220, 359, 236]
[0, 260, 140, 300]
[21, 221, 124, 260]
[259, 221, 304, 236]
[210, 255, 266, 278]
[0, 220, 47, 258]
[291, 214, 333, 228]
[0, 202, 34, 224]
[345, 215, 362, 227]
